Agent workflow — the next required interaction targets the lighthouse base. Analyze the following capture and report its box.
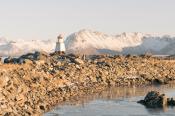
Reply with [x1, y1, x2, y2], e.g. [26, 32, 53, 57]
[50, 51, 65, 56]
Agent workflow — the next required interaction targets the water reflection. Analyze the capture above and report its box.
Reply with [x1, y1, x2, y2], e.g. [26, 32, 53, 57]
[63, 84, 175, 106]
[45, 83, 175, 116]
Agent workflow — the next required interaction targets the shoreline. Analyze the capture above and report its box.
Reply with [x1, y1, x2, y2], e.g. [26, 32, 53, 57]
[46, 83, 175, 115]
[0, 53, 175, 115]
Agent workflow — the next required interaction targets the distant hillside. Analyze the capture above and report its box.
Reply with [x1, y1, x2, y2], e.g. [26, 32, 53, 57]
[0, 30, 175, 56]
[65, 29, 175, 55]
[0, 38, 55, 56]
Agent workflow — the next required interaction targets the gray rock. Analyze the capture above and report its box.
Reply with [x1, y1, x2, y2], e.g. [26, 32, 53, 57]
[138, 91, 168, 108]
[3, 51, 49, 64]
[167, 98, 175, 106]
[4, 57, 20, 64]
[4, 57, 13, 64]
[20, 51, 49, 61]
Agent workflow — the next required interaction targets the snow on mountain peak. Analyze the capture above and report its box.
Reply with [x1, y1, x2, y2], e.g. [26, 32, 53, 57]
[65, 29, 175, 55]
[0, 29, 175, 57]
[0, 38, 56, 57]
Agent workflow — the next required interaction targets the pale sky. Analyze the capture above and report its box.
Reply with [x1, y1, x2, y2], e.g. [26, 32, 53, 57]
[0, 0, 175, 40]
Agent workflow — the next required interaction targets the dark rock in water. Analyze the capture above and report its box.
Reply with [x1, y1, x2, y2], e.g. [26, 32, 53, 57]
[138, 91, 175, 108]
[167, 98, 175, 106]
[137, 100, 145, 104]
[138, 91, 167, 108]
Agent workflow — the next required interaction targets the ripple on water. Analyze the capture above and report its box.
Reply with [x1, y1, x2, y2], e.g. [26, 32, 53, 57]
[45, 84, 175, 116]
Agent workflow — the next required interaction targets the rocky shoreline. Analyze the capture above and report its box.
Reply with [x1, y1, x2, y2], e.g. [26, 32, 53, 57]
[0, 52, 175, 115]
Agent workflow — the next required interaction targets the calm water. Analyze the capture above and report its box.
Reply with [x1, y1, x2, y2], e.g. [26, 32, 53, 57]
[45, 84, 175, 116]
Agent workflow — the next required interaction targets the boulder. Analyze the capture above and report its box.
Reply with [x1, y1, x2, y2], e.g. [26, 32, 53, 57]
[4, 57, 25, 64]
[73, 58, 84, 65]
[138, 91, 173, 108]
[4, 57, 13, 64]
[167, 98, 175, 106]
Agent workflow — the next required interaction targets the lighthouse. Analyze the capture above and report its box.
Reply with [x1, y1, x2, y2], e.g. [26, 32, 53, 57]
[55, 34, 66, 54]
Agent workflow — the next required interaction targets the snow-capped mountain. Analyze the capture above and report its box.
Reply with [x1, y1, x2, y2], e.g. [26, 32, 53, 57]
[0, 29, 175, 56]
[0, 38, 55, 57]
[0, 37, 8, 45]
[65, 29, 175, 55]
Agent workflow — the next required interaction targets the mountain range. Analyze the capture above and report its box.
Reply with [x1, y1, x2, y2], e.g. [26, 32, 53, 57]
[1, 29, 175, 56]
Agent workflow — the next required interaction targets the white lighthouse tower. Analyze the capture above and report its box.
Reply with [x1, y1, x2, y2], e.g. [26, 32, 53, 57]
[55, 34, 66, 54]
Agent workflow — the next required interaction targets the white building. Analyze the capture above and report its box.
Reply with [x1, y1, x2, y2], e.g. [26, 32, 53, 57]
[55, 34, 66, 53]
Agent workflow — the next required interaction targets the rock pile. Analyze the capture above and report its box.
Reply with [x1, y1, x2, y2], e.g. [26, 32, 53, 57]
[4, 51, 49, 64]
[0, 53, 175, 115]
[138, 91, 175, 108]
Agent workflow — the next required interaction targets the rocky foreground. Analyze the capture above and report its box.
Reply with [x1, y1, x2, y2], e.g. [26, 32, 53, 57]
[0, 52, 175, 115]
